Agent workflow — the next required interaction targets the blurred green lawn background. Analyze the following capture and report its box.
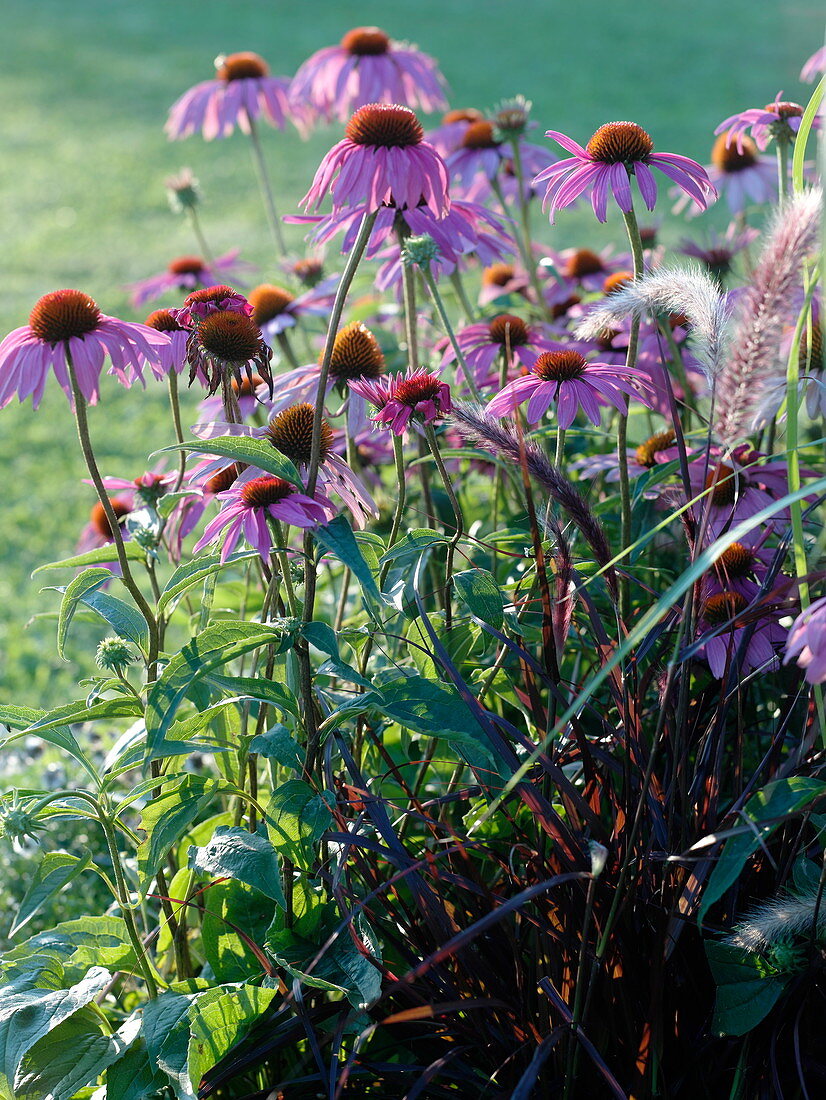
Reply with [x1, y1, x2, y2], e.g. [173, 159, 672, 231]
[2, 0, 823, 706]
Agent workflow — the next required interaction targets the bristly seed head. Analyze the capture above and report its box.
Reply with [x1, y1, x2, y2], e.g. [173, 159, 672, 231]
[715, 542, 755, 579]
[488, 314, 529, 346]
[329, 322, 386, 381]
[29, 289, 101, 343]
[564, 249, 606, 278]
[702, 590, 748, 625]
[345, 103, 423, 148]
[249, 285, 296, 325]
[533, 350, 588, 381]
[145, 308, 185, 333]
[198, 311, 262, 363]
[90, 498, 131, 539]
[340, 26, 391, 55]
[635, 429, 676, 467]
[240, 476, 295, 509]
[206, 465, 239, 495]
[267, 403, 333, 465]
[586, 122, 654, 164]
[167, 256, 206, 276]
[712, 132, 758, 172]
[704, 463, 739, 506]
[461, 120, 500, 149]
[603, 270, 634, 294]
[215, 52, 269, 81]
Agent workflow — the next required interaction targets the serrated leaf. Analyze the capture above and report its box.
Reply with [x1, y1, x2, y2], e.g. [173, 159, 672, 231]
[201, 881, 274, 984]
[78, 587, 149, 650]
[187, 985, 277, 1094]
[56, 568, 112, 660]
[453, 569, 504, 629]
[104, 1039, 168, 1100]
[157, 437, 302, 487]
[266, 780, 334, 870]
[706, 941, 788, 1036]
[144, 621, 292, 762]
[157, 551, 257, 616]
[189, 826, 285, 907]
[700, 778, 826, 923]
[32, 544, 146, 574]
[142, 991, 197, 1100]
[137, 775, 223, 889]
[10, 851, 92, 937]
[24, 697, 143, 735]
[3, 917, 136, 978]
[313, 515, 382, 603]
[379, 528, 447, 565]
[203, 673, 299, 717]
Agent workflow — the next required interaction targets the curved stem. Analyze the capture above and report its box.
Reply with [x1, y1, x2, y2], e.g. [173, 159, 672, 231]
[245, 112, 287, 256]
[450, 269, 476, 321]
[776, 134, 791, 202]
[422, 267, 481, 402]
[424, 422, 464, 630]
[66, 352, 159, 675]
[188, 207, 215, 267]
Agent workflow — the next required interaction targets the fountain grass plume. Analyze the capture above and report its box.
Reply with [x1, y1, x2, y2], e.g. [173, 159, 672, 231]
[727, 888, 826, 952]
[574, 264, 732, 382]
[714, 186, 822, 448]
[451, 401, 617, 598]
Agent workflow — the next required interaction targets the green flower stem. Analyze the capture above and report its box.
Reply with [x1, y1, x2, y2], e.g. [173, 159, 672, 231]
[245, 112, 287, 256]
[276, 330, 301, 370]
[491, 174, 545, 315]
[508, 139, 549, 315]
[776, 133, 791, 202]
[450, 269, 476, 321]
[425, 422, 464, 630]
[300, 209, 377, 779]
[187, 206, 215, 266]
[167, 371, 188, 494]
[554, 425, 566, 469]
[66, 352, 159, 677]
[421, 266, 482, 402]
[617, 202, 646, 618]
[397, 223, 420, 372]
[657, 317, 693, 423]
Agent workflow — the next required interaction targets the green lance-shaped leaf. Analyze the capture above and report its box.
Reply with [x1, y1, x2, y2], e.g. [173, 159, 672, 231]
[142, 990, 199, 1100]
[32, 542, 147, 574]
[10, 851, 92, 938]
[157, 550, 258, 616]
[144, 620, 292, 762]
[186, 985, 278, 1095]
[266, 780, 334, 870]
[55, 567, 111, 659]
[137, 775, 224, 889]
[313, 514, 383, 603]
[157, 436, 302, 486]
[452, 568, 505, 629]
[189, 825, 285, 907]
[0, 704, 99, 787]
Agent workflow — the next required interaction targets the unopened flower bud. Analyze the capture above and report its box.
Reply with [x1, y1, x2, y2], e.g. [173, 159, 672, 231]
[165, 168, 202, 214]
[95, 636, 137, 673]
[401, 234, 441, 269]
[588, 840, 608, 877]
[493, 95, 532, 140]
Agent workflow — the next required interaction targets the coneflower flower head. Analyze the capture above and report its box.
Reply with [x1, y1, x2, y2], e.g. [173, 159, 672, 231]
[350, 368, 451, 435]
[534, 121, 716, 223]
[170, 284, 254, 330]
[182, 299, 273, 397]
[165, 167, 202, 213]
[300, 103, 451, 216]
[289, 26, 448, 122]
[784, 594, 826, 684]
[714, 187, 822, 448]
[716, 95, 814, 153]
[0, 289, 168, 409]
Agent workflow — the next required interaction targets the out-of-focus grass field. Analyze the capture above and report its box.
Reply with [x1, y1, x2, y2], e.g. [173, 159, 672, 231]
[1, 0, 822, 707]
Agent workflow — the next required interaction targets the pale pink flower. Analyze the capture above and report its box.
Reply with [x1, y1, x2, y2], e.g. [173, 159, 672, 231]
[784, 595, 826, 683]
[715, 95, 815, 153]
[801, 46, 826, 82]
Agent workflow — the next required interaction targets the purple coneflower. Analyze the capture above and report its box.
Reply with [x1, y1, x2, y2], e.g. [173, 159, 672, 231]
[427, 108, 486, 157]
[194, 475, 331, 562]
[715, 95, 815, 153]
[486, 349, 654, 428]
[443, 314, 560, 387]
[138, 310, 190, 379]
[695, 588, 787, 679]
[127, 251, 253, 308]
[170, 284, 254, 330]
[166, 52, 306, 141]
[676, 133, 776, 216]
[183, 300, 273, 396]
[677, 223, 759, 281]
[0, 290, 168, 409]
[801, 46, 826, 82]
[784, 595, 826, 683]
[300, 103, 450, 217]
[572, 427, 686, 486]
[248, 279, 337, 341]
[290, 26, 447, 122]
[478, 263, 532, 306]
[350, 369, 451, 435]
[534, 121, 716, 223]
[75, 495, 133, 571]
[445, 118, 550, 189]
[704, 535, 776, 600]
